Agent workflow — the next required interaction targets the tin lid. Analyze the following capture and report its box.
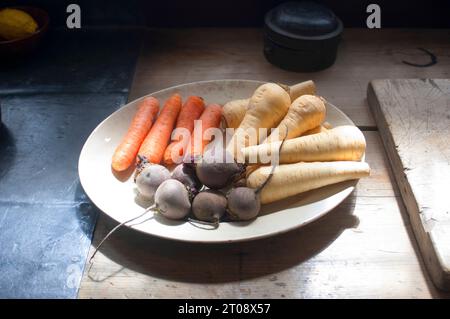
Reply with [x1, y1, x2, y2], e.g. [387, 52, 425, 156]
[264, 1, 343, 47]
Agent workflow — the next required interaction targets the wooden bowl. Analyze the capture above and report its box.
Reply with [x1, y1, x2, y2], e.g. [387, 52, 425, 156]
[0, 6, 49, 59]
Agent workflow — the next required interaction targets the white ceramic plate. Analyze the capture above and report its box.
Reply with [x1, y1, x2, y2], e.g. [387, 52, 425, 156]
[79, 80, 361, 243]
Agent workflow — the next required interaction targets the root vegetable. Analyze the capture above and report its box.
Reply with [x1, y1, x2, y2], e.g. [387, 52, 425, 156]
[226, 83, 290, 162]
[287, 80, 316, 101]
[163, 96, 205, 165]
[243, 126, 366, 164]
[111, 97, 159, 172]
[227, 187, 261, 221]
[302, 125, 328, 136]
[323, 121, 333, 129]
[263, 94, 326, 143]
[135, 163, 171, 200]
[138, 94, 182, 164]
[171, 163, 202, 195]
[190, 104, 223, 158]
[247, 161, 370, 204]
[192, 152, 244, 189]
[222, 98, 250, 129]
[154, 179, 192, 220]
[192, 190, 227, 223]
[222, 80, 316, 129]
[226, 133, 287, 221]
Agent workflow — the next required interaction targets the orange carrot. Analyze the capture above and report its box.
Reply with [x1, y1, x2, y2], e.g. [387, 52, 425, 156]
[138, 93, 182, 164]
[112, 97, 160, 172]
[190, 104, 223, 157]
[163, 96, 205, 165]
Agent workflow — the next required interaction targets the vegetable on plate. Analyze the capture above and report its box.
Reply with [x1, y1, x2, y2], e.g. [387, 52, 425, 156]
[154, 179, 192, 220]
[189, 104, 223, 158]
[163, 96, 205, 165]
[226, 83, 290, 162]
[111, 96, 159, 172]
[243, 125, 366, 164]
[263, 94, 326, 143]
[135, 158, 171, 200]
[138, 93, 182, 164]
[222, 80, 316, 129]
[247, 161, 370, 204]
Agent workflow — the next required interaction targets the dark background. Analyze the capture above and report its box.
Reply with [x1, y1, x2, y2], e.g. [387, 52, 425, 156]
[3, 0, 450, 28]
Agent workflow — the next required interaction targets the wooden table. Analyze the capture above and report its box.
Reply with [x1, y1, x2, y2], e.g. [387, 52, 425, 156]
[79, 28, 450, 298]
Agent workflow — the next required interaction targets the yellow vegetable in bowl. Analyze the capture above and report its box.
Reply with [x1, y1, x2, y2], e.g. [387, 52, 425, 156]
[243, 125, 367, 164]
[222, 80, 316, 129]
[226, 83, 291, 162]
[247, 161, 370, 204]
[0, 8, 38, 41]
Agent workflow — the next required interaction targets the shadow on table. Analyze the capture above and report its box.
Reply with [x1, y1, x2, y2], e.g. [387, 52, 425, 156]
[74, 182, 101, 237]
[87, 194, 359, 284]
[0, 125, 17, 181]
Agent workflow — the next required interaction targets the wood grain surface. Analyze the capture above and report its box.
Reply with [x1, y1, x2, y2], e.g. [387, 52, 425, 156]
[129, 28, 450, 129]
[368, 79, 450, 290]
[79, 28, 450, 298]
[79, 132, 449, 298]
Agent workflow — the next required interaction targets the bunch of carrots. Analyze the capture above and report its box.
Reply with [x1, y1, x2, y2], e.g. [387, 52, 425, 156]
[111, 94, 222, 172]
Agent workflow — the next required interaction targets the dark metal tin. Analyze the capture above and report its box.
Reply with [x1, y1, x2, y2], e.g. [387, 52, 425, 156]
[264, 1, 343, 72]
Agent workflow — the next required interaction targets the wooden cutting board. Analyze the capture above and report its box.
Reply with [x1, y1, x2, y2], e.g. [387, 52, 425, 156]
[368, 79, 450, 291]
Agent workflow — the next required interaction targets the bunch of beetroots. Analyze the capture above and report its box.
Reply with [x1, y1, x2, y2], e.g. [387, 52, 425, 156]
[134, 151, 271, 226]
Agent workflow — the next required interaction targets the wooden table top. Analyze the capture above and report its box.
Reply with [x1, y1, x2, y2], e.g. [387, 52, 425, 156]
[79, 28, 450, 298]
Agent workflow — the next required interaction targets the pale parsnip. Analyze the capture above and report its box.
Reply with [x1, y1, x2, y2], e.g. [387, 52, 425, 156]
[222, 98, 250, 128]
[226, 83, 290, 162]
[304, 121, 333, 135]
[302, 125, 328, 136]
[322, 121, 333, 129]
[247, 161, 370, 204]
[263, 94, 326, 143]
[243, 126, 366, 164]
[287, 80, 316, 101]
[222, 80, 316, 129]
